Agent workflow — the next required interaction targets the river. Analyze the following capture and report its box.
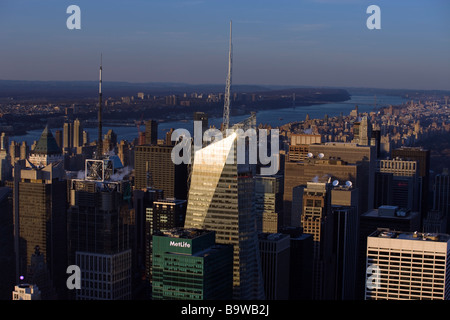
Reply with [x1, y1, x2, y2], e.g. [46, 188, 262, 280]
[10, 94, 408, 146]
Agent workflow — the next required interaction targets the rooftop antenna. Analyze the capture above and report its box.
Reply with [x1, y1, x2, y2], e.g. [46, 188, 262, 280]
[97, 53, 103, 159]
[222, 20, 232, 133]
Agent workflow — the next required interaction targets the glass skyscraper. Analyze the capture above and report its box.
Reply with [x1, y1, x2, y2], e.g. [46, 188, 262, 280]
[184, 132, 265, 300]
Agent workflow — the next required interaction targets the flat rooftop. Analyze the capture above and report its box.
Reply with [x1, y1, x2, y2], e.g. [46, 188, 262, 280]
[156, 227, 213, 239]
[369, 228, 450, 243]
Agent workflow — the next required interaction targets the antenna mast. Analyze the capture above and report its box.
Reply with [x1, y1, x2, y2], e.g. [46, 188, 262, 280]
[97, 54, 103, 158]
[222, 20, 232, 133]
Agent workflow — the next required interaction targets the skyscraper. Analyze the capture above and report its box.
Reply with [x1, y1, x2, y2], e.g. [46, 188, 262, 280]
[13, 161, 67, 298]
[134, 145, 187, 199]
[330, 185, 359, 300]
[258, 233, 290, 300]
[392, 146, 430, 217]
[67, 157, 133, 300]
[254, 174, 283, 233]
[145, 120, 158, 146]
[184, 132, 265, 300]
[152, 228, 233, 300]
[73, 118, 83, 148]
[376, 158, 421, 211]
[63, 121, 73, 152]
[433, 169, 450, 232]
[300, 181, 333, 300]
[145, 198, 187, 282]
[365, 229, 450, 300]
[284, 156, 362, 227]
[27, 126, 63, 168]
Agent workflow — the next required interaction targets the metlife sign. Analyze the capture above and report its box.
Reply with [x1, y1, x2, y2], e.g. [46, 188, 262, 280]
[169, 241, 191, 248]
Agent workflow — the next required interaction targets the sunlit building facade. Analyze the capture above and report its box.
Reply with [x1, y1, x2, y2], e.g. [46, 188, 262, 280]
[184, 132, 265, 300]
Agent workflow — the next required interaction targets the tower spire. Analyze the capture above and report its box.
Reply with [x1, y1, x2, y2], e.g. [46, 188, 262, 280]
[222, 20, 232, 133]
[97, 54, 103, 158]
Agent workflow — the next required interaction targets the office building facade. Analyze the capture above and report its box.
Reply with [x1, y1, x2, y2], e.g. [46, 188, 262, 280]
[366, 229, 450, 300]
[152, 228, 233, 300]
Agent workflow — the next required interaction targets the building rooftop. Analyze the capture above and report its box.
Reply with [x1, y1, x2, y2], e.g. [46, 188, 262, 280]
[157, 227, 213, 240]
[369, 228, 450, 243]
[31, 126, 62, 155]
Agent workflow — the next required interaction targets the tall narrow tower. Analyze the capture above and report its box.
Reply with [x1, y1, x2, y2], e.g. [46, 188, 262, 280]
[222, 20, 232, 133]
[97, 55, 103, 159]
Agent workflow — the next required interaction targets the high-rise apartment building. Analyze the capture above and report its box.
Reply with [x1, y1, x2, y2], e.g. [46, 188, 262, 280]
[365, 228, 450, 300]
[152, 228, 233, 300]
[184, 132, 265, 300]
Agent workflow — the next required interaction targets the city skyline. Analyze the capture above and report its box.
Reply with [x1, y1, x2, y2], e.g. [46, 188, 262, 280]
[0, 1, 449, 91]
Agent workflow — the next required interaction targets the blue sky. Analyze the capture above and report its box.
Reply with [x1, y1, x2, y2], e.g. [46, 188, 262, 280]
[0, 0, 449, 90]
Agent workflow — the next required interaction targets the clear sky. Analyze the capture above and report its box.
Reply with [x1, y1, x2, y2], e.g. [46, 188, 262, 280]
[0, 0, 449, 90]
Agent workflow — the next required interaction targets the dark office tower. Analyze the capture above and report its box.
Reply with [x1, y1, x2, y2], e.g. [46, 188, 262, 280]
[26, 246, 57, 300]
[145, 120, 158, 145]
[301, 181, 333, 300]
[152, 228, 233, 300]
[377, 158, 421, 211]
[356, 205, 421, 299]
[193, 111, 208, 136]
[280, 227, 313, 300]
[0, 187, 14, 300]
[330, 185, 359, 300]
[184, 133, 265, 300]
[73, 118, 83, 148]
[131, 187, 163, 298]
[0, 136, 11, 182]
[284, 156, 362, 227]
[424, 210, 447, 233]
[67, 158, 132, 300]
[146, 198, 187, 282]
[134, 145, 187, 199]
[13, 162, 67, 299]
[63, 121, 73, 152]
[255, 175, 283, 233]
[54, 130, 62, 150]
[374, 172, 393, 209]
[434, 169, 450, 232]
[392, 146, 430, 216]
[258, 233, 290, 300]
[308, 142, 376, 214]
